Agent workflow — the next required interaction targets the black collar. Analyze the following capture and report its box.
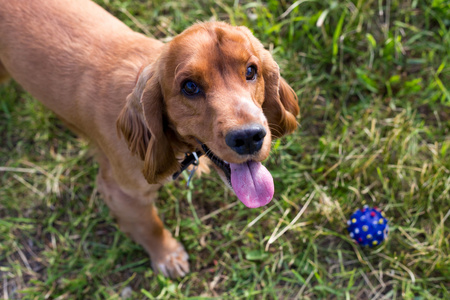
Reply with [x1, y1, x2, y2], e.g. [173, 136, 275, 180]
[172, 151, 204, 180]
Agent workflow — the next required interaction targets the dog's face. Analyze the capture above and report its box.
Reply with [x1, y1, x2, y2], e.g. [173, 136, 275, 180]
[162, 24, 272, 163]
[117, 22, 299, 208]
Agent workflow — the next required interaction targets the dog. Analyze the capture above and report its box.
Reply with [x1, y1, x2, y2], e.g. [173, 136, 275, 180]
[0, 0, 299, 278]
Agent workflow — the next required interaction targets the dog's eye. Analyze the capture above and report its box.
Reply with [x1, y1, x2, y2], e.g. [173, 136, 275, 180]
[182, 81, 200, 96]
[245, 65, 257, 81]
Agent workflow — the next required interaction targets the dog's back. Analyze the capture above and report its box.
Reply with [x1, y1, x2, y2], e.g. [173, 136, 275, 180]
[0, 0, 162, 137]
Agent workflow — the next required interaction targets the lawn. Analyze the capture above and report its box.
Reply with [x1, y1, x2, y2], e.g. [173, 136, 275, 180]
[0, 0, 449, 299]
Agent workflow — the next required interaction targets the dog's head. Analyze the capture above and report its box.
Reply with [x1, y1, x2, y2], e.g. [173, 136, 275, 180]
[117, 22, 299, 208]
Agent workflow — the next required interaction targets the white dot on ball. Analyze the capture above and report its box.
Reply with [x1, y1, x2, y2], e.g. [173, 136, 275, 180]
[361, 216, 366, 220]
[377, 231, 382, 235]
[350, 232, 354, 238]
[355, 228, 360, 234]
[347, 220, 351, 225]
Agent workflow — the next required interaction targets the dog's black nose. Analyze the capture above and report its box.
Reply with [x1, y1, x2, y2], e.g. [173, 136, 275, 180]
[225, 125, 266, 155]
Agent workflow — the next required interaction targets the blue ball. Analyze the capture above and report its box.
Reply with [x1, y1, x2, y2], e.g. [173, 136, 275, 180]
[347, 206, 388, 247]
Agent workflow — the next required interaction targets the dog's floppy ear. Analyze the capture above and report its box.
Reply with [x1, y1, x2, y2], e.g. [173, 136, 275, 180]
[262, 62, 299, 139]
[117, 65, 180, 184]
[239, 26, 299, 139]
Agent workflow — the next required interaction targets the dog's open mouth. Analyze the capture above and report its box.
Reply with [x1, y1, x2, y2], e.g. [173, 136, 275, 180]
[200, 143, 232, 184]
[200, 143, 274, 208]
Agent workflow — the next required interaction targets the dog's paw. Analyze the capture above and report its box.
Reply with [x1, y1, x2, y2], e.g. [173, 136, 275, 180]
[151, 242, 189, 278]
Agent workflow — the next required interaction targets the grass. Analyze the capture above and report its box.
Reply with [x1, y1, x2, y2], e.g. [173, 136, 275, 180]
[1, 0, 449, 298]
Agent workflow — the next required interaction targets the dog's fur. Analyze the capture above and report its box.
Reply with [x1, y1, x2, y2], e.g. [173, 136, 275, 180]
[0, 0, 299, 277]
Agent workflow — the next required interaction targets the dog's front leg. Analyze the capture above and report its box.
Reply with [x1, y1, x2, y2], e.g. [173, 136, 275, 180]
[96, 156, 189, 278]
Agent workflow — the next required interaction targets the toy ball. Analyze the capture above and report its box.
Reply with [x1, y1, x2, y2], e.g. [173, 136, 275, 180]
[347, 205, 388, 247]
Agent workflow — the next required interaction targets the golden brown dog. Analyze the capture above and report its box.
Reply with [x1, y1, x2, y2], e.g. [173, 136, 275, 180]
[0, 0, 299, 277]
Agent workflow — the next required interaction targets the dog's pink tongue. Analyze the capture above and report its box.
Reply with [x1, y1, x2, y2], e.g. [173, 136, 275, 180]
[230, 161, 274, 208]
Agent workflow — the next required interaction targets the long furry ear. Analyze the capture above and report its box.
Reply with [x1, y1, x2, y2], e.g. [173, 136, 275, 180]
[116, 66, 153, 161]
[140, 74, 180, 183]
[238, 26, 300, 139]
[262, 69, 300, 139]
[116, 65, 180, 184]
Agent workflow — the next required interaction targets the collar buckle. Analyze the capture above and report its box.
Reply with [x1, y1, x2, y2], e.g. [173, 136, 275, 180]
[172, 151, 203, 183]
